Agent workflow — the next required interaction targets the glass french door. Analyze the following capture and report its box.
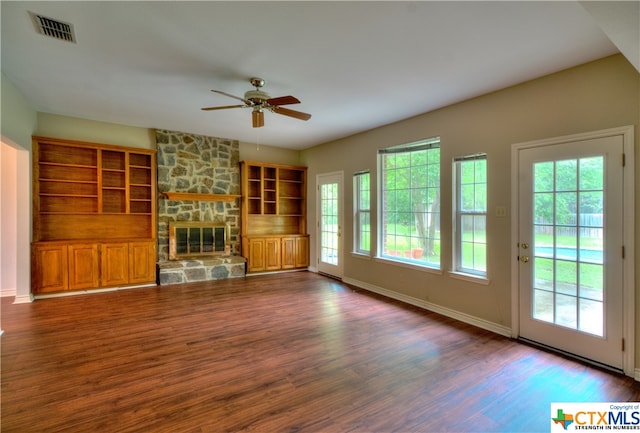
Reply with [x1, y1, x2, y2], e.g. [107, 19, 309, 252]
[517, 134, 624, 369]
[317, 172, 343, 278]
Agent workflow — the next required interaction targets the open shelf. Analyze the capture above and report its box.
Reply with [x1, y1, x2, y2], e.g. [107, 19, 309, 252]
[39, 143, 97, 166]
[33, 136, 157, 243]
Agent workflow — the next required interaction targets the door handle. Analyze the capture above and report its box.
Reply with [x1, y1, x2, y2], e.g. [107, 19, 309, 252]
[520, 255, 529, 263]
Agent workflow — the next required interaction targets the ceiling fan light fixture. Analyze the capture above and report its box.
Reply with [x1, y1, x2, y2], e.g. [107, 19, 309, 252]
[252, 109, 265, 128]
[244, 89, 270, 102]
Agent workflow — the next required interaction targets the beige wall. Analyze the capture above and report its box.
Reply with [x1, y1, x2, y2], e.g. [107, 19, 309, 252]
[1, 73, 37, 302]
[301, 54, 640, 362]
[239, 141, 301, 166]
[36, 112, 302, 165]
[1, 72, 37, 150]
[36, 113, 156, 149]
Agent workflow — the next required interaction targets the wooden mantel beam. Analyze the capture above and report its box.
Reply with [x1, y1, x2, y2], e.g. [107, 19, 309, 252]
[163, 192, 241, 202]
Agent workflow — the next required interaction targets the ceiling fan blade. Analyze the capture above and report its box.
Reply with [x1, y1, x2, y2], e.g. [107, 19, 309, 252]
[252, 110, 264, 128]
[272, 106, 312, 121]
[267, 95, 300, 106]
[201, 104, 245, 111]
[211, 90, 251, 105]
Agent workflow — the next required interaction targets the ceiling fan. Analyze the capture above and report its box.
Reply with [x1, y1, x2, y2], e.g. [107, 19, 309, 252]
[201, 77, 312, 128]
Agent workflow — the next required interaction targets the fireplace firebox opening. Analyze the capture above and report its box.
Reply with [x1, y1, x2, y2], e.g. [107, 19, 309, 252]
[169, 221, 230, 260]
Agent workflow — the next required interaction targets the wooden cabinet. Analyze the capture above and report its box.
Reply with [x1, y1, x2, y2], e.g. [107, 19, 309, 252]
[246, 238, 281, 273]
[32, 243, 68, 293]
[101, 243, 129, 287]
[294, 235, 310, 268]
[128, 241, 156, 284]
[281, 237, 296, 270]
[241, 161, 309, 273]
[244, 235, 309, 273]
[68, 243, 100, 290]
[31, 136, 157, 294]
[247, 238, 266, 272]
[32, 241, 157, 294]
[282, 235, 310, 269]
[265, 238, 282, 271]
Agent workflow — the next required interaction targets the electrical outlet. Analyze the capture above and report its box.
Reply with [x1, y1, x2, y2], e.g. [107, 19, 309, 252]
[495, 206, 507, 217]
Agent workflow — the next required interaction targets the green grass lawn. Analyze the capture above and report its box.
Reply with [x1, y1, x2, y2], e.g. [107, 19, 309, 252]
[367, 225, 602, 290]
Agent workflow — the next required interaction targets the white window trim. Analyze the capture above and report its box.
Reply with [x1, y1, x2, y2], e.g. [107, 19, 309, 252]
[353, 170, 371, 256]
[452, 153, 487, 278]
[448, 270, 490, 285]
[377, 137, 441, 270]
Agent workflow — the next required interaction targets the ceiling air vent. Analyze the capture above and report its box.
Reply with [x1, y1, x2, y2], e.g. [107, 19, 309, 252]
[29, 12, 76, 43]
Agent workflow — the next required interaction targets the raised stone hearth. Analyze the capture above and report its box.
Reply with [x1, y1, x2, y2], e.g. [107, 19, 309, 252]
[156, 129, 246, 284]
[158, 256, 246, 285]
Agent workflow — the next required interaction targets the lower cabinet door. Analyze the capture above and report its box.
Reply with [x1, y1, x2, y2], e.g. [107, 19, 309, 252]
[68, 243, 100, 290]
[101, 243, 129, 287]
[248, 238, 266, 272]
[129, 241, 156, 284]
[32, 243, 69, 293]
[264, 238, 281, 271]
[295, 236, 310, 268]
[281, 237, 296, 269]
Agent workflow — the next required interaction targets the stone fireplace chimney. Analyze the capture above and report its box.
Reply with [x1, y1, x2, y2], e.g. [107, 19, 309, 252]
[155, 129, 245, 284]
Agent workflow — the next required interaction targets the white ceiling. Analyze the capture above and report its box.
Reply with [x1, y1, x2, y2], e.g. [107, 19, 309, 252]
[1, 1, 636, 150]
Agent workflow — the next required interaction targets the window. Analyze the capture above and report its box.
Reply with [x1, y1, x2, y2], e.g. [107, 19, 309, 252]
[353, 171, 370, 254]
[453, 154, 487, 276]
[378, 138, 440, 268]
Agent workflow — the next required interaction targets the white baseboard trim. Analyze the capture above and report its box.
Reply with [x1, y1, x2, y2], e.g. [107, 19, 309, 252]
[1, 288, 17, 298]
[634, 369, 640, 382]
[13, 293, 34, 304]
[342, 276, 512, 338]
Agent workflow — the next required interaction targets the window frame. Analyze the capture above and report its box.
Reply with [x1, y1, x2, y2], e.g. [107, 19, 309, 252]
[377, 137, 441, 270]
[452, 153, 488, 278]
[353, 170, 371, 255]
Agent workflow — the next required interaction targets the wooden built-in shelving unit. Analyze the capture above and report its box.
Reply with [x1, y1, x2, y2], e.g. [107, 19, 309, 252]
[240, 161, 309, 273]
[31, 136, 157, 294]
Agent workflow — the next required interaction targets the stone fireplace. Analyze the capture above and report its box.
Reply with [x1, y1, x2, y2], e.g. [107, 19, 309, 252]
[156, 129, 246, 284]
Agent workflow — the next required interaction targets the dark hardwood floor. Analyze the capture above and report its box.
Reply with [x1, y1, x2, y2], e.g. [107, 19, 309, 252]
[2, 272, 639, 432]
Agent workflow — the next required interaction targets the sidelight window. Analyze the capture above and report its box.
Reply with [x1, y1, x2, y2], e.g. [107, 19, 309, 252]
[453, 153, 487, 277]
[353, 171, 371, 255]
